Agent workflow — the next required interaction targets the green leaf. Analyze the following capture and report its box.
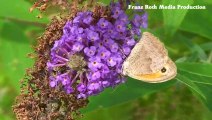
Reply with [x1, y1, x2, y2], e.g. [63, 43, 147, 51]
[180, 5, 212, 40]
[162, 0, 193, 36]
[81, 78, 176, 113]
[176, 63, 212, 111]
[81, 101, 135, 120]
[177, 62, 212, 76]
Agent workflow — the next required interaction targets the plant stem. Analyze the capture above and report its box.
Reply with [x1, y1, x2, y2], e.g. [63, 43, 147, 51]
[0, 16, 47, 28]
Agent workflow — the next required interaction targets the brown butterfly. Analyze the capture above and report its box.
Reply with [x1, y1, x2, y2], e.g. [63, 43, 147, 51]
[122, 32, 177, 83]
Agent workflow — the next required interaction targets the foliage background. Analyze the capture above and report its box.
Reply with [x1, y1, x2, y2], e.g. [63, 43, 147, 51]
[0, 0, 212, 120]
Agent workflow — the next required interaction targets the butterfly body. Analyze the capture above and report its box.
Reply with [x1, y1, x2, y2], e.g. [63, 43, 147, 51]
[122, 32, 177, 83]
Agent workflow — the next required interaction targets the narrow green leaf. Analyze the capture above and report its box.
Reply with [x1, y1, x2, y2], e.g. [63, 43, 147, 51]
[178, 69, 212, 85]
[176, 73, 206, 100]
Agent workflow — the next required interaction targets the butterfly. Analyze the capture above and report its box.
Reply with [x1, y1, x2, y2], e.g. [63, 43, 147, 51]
[122, 32, 177, 83]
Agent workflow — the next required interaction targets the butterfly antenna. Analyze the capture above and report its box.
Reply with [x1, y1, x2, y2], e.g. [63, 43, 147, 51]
[118, 45, 127, 58]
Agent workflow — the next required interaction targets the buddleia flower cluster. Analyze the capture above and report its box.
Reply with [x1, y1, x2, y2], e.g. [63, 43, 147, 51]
[47, 2, 148, 99]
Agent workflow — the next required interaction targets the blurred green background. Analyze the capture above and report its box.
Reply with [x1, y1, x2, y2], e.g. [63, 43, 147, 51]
[0, 0, 212, 120]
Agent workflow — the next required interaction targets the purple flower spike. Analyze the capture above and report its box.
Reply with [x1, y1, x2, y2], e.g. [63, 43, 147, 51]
[47, 1, 148, 98]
